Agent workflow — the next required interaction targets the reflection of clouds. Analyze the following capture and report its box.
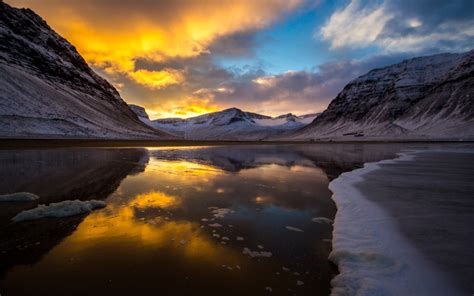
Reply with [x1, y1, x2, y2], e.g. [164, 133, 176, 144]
[132, 191, 180, 209]
[56, 199, 239, 265]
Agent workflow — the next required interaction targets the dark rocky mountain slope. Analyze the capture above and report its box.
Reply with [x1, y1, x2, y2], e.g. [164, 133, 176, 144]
[290, 51, 474, 140]
[0, 2, 172, 139]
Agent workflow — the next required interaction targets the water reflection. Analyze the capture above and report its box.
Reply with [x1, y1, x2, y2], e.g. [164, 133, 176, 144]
[0, 144, 425, 295]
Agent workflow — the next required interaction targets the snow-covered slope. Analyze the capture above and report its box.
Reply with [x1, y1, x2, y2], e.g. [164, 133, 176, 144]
[290, 51, 474, 141]
[132, 107, 318, 140]
[0, 2, 172, 139]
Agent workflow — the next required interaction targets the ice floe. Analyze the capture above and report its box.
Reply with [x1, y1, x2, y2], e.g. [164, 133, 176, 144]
[209, 207, 235, 219]
[242, 247, 272, 258]
[311, 217, 333, 224]
[12, 200, 106, 222]
[0, 192, 40, 202]
[285, 226, 304, 232]
[236, 236, 244, 241]
[208, 223, 223, 228]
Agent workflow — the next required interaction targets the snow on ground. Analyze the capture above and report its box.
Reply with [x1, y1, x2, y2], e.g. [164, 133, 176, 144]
[0, 192, 39, 202]
[12, 200, 106, 222]
[242, 247, 272, 258]
[328, 151, 461, 296]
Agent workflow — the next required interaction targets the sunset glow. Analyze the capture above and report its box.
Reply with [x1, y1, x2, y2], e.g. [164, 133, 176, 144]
[6, 0, 474, 119]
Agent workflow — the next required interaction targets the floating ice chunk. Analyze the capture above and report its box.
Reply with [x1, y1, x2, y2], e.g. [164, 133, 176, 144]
[222, 236, 230, 241]
[213, 234, 220, 238]
[180, 240, 187, 245]
[221, 241, 227, 245]
[282, 267, 290, 271]
[235, 265, 241, 270]
[257, 245, 264, 249]
[285, 226, 304, 232]
[12, 200, 105, 222]
[208, 223, 222, 228]
[201, 218, 209, 221]
[209, 207, 235, 219]
[0, 192, 40, 202]
[265, 286, 272, 292]
[296, 280, 304, 286]
[236, 236, 244, 241]
[242, 247, 272, 258]
[311, 217, 333, 224]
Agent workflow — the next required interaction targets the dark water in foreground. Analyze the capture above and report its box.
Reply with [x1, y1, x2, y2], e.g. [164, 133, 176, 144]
[0, 143, 446, 295]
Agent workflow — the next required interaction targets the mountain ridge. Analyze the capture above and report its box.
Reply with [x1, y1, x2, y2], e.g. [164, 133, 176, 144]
[130, 106, 319, 140]
[0, 2, 172, 139]
[289, 50, 474, 140]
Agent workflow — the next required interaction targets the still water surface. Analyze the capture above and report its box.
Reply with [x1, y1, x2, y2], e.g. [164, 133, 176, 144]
[0, 144, 417, 295]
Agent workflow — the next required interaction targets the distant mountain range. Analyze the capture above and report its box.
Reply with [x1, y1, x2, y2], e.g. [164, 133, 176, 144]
[0, 2, 472, 141]
[130, 106, 318, 140]
[0, 2, 171, 139]
[289, 51, 474, 140]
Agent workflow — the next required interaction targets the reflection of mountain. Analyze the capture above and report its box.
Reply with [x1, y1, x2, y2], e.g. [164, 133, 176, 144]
[0, 148, 148, 278]
[149, 144, 410, 178]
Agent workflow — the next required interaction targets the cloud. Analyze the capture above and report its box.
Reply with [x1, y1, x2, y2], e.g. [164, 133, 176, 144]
[320, 0, 474, 53]
[9, 0, 302, 89]
[321, 0, 393, 49]
[188, 54, 409, 117]
[128, 69, 185, 90]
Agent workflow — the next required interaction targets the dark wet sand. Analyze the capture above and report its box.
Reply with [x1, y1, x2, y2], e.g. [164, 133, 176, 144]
[354, 150, 474, 294]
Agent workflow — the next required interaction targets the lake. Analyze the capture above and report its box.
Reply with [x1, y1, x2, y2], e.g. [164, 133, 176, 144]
[0, 143, 457, 295]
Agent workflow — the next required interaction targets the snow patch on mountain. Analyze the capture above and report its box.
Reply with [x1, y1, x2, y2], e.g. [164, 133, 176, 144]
[288, 50, 474, 141]
[131, 107, 318, 140]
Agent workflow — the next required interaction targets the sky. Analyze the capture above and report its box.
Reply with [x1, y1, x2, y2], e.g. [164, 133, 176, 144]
[7, 0, 474, 119]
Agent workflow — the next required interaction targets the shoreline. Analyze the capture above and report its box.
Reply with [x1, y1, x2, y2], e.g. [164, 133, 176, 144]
[327, 151, 462, 295]
[1, 138, 473, 149]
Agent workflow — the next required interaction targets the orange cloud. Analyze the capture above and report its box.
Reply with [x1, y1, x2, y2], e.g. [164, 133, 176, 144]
[129, 69, 185, 89]
[147, 97, 220, 119]
[8, 0, 302, 90]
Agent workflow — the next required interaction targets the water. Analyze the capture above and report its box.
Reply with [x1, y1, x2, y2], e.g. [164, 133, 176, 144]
[0, 143, 424, 295]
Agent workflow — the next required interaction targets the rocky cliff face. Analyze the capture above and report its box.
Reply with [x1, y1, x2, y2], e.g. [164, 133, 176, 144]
[0, 2, 171, 139]
[292, 51, 474, 140]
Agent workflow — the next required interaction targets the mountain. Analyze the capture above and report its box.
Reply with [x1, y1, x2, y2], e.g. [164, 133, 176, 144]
[0, 2, 171, 139]
[131, 107, 318, 140]
[290, 51, 474, 141]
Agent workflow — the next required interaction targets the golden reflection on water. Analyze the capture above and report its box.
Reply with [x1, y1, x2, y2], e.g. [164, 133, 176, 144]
[50, 159, 238, 265]
[132, 191, 181, 209]
[2, 150, 338, 295]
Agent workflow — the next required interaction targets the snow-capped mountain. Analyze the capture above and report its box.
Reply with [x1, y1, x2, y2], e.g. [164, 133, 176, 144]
[0, 2, 171, 139]
[289, 50, 474, 140]
[132, 107, 318, 140]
